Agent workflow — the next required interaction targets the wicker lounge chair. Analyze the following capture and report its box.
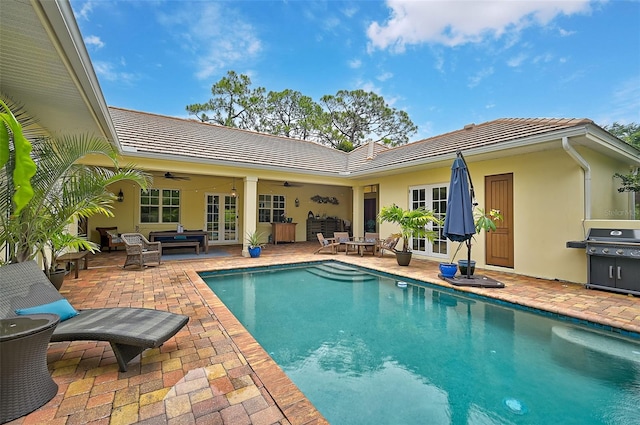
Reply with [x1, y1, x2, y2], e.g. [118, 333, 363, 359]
[314, 233, 340, 254]
[0, 261, 189, 372]
[121, 233, 162, 268]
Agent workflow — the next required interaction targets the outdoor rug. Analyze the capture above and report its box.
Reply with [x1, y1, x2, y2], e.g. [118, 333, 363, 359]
[439, 274, 505, 288]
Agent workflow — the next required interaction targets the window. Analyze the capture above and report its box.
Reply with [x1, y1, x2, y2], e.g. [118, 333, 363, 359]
[140, 189, 180, 223]
[409, 184, 448, 257]
[258, 194, 285, 223]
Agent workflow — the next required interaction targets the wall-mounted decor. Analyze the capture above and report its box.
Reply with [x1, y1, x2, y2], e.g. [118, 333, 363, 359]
[310, 195, 339, 205]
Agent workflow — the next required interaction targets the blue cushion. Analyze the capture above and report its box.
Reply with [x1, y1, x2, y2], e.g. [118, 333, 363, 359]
[174, 235, 188, 240]
[16, 299, 79, 321]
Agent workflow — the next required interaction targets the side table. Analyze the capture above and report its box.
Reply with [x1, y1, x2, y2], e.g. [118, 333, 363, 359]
[57, 251, 89, 278]
[0, 314, 60, 424]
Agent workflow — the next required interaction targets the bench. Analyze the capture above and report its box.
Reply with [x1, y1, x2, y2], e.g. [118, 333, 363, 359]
[148, 231, 209, 253]
[160, 240, 200, 254]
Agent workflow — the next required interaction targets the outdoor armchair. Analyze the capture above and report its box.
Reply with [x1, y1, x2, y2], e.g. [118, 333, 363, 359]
[96, 226, 125, 252]
[314, 233, 340, 254]
[333, 232, 352, 252]
[0, 261, 189, 372]
[377, 235, 400, 257]
[121, 233, 162, 268]
[364, 232, 379, 255]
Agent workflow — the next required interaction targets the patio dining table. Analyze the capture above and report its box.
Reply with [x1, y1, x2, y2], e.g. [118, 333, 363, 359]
[345, 240, 376, 256]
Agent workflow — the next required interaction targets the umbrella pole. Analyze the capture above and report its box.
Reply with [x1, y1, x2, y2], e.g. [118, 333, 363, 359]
[466, 239, 472, 279]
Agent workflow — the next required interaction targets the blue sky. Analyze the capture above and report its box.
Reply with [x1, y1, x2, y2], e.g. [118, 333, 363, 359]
[71, 0, 640, 141]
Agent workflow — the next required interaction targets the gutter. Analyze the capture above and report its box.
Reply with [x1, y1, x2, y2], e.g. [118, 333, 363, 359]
[562, 136, 591, 220]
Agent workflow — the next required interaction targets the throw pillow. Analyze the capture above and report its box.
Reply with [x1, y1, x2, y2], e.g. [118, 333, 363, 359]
[15, 299, 79, 321]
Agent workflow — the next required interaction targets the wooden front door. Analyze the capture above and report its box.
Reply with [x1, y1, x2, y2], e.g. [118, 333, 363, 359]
[485, 173, 514, 268]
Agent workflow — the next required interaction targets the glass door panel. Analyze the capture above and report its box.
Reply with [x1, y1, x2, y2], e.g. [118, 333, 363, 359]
[206, 194, 238, 243]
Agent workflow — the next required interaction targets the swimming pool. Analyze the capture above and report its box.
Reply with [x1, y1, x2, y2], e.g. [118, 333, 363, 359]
[201, 262, 640, 425]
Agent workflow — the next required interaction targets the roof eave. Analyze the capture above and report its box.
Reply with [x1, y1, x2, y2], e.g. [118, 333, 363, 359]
[348, 125, 606, 178]
[37, 0, 120, 150]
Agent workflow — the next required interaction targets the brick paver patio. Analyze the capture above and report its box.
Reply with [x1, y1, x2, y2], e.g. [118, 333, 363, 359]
[5, 242, 640, 424]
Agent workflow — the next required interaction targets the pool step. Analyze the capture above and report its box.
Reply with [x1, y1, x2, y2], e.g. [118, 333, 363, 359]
[307, 263, 376, 282]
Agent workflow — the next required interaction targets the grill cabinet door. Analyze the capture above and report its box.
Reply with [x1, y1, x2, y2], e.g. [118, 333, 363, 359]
[589, 256, 616, 288]
[616, 257, 640, 292]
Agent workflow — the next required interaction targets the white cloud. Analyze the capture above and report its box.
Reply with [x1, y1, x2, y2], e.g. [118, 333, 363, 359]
[468, 67, 494, 88]
[507, 53, 527, 68]
[84, 35, 104, 50]
[74, 0, 96, 21]
[598, 76, 640, 125]
[367, 0, 595, 52]
[157, 3, 262, 81]
[92, 60, 137, 84]
[559, 28, 576, 37]
[342, 6, 359, 18]
[377, 71, 393, 81]
[349, 59, 362, 69]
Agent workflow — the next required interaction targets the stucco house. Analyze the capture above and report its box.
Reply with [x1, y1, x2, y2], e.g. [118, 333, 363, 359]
[2, 0, 639, 285]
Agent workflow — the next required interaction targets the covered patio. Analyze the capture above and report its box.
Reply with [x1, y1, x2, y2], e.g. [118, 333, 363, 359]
[9, 242, 640, 425]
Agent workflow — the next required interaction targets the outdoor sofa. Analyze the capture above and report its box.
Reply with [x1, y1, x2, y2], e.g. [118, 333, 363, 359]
[0, 261, 189, 372]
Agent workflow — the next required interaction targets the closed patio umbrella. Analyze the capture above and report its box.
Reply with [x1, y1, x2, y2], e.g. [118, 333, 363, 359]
[443, 151, 476, 278]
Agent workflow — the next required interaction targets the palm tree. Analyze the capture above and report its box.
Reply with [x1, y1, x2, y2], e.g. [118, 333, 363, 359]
[1, 101, 150, 276]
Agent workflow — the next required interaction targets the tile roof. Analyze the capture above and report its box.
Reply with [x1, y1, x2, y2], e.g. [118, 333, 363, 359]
[351, 118, 595, 174]
[110, 107, 348, 175]
[110, 108, 597, 176]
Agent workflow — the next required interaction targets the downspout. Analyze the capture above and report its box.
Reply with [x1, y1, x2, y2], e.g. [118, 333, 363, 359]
[562, 136, 591, 220]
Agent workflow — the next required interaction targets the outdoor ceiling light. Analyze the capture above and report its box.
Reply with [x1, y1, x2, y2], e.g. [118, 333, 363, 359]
[231, 179, 237, 198]
[117, 189, 124, 202]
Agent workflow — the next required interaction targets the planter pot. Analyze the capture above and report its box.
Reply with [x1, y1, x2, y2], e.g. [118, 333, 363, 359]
[48, 269, 66, 290]
[439, 263, 458, 278]
[458, 260, 476, 276]
[395, 251, 412, 266]
[248, 246, 262, 258]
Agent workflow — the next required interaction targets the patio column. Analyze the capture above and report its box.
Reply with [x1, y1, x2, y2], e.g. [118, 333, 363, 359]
[352, 186, 364, 239]
[242, 176, 258, 257]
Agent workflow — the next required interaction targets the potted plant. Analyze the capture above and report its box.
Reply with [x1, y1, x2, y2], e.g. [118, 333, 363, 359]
[458, 208, 503, 276]
[246, 230, 265, 258]
[1, 99, 150, 283]
[378, 204, 441, 266]
[439, 242, 464, 278]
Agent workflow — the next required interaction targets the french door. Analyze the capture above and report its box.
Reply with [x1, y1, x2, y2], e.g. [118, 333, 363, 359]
[409, 184, 448, 257]
[205, 194, 238, 243]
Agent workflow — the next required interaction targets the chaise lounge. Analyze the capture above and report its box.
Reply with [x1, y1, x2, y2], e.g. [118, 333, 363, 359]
[0, 261, 189, 372]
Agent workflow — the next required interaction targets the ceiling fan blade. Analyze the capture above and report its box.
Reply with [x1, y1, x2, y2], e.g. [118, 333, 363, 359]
[164, 172, 190, 180]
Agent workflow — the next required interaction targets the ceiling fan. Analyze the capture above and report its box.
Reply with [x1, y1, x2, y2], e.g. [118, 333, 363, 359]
[283, 181, 302, 187]
[163, 172, 190, 180]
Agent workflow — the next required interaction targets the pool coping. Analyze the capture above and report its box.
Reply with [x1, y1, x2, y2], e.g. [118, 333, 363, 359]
[186, 266, 329, 425]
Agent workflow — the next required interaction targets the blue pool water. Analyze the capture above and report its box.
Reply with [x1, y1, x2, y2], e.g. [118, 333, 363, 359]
[201, 262, 640, 425]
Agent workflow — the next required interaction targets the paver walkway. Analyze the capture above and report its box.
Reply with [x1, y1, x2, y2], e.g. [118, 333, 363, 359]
[5, 242, 640, 424]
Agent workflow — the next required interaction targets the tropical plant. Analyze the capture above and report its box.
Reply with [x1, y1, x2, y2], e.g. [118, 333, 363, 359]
[446, 207, 502, 264]
[378, 204, 441, 253]
[0, 99, 37, 214]
[245, 230, 265, 248]
[473, 208, 503, 233]
[1, 102, 151, 277]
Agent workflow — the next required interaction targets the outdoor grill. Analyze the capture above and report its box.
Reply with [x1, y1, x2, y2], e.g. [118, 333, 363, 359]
[575, 228, 640, 296]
